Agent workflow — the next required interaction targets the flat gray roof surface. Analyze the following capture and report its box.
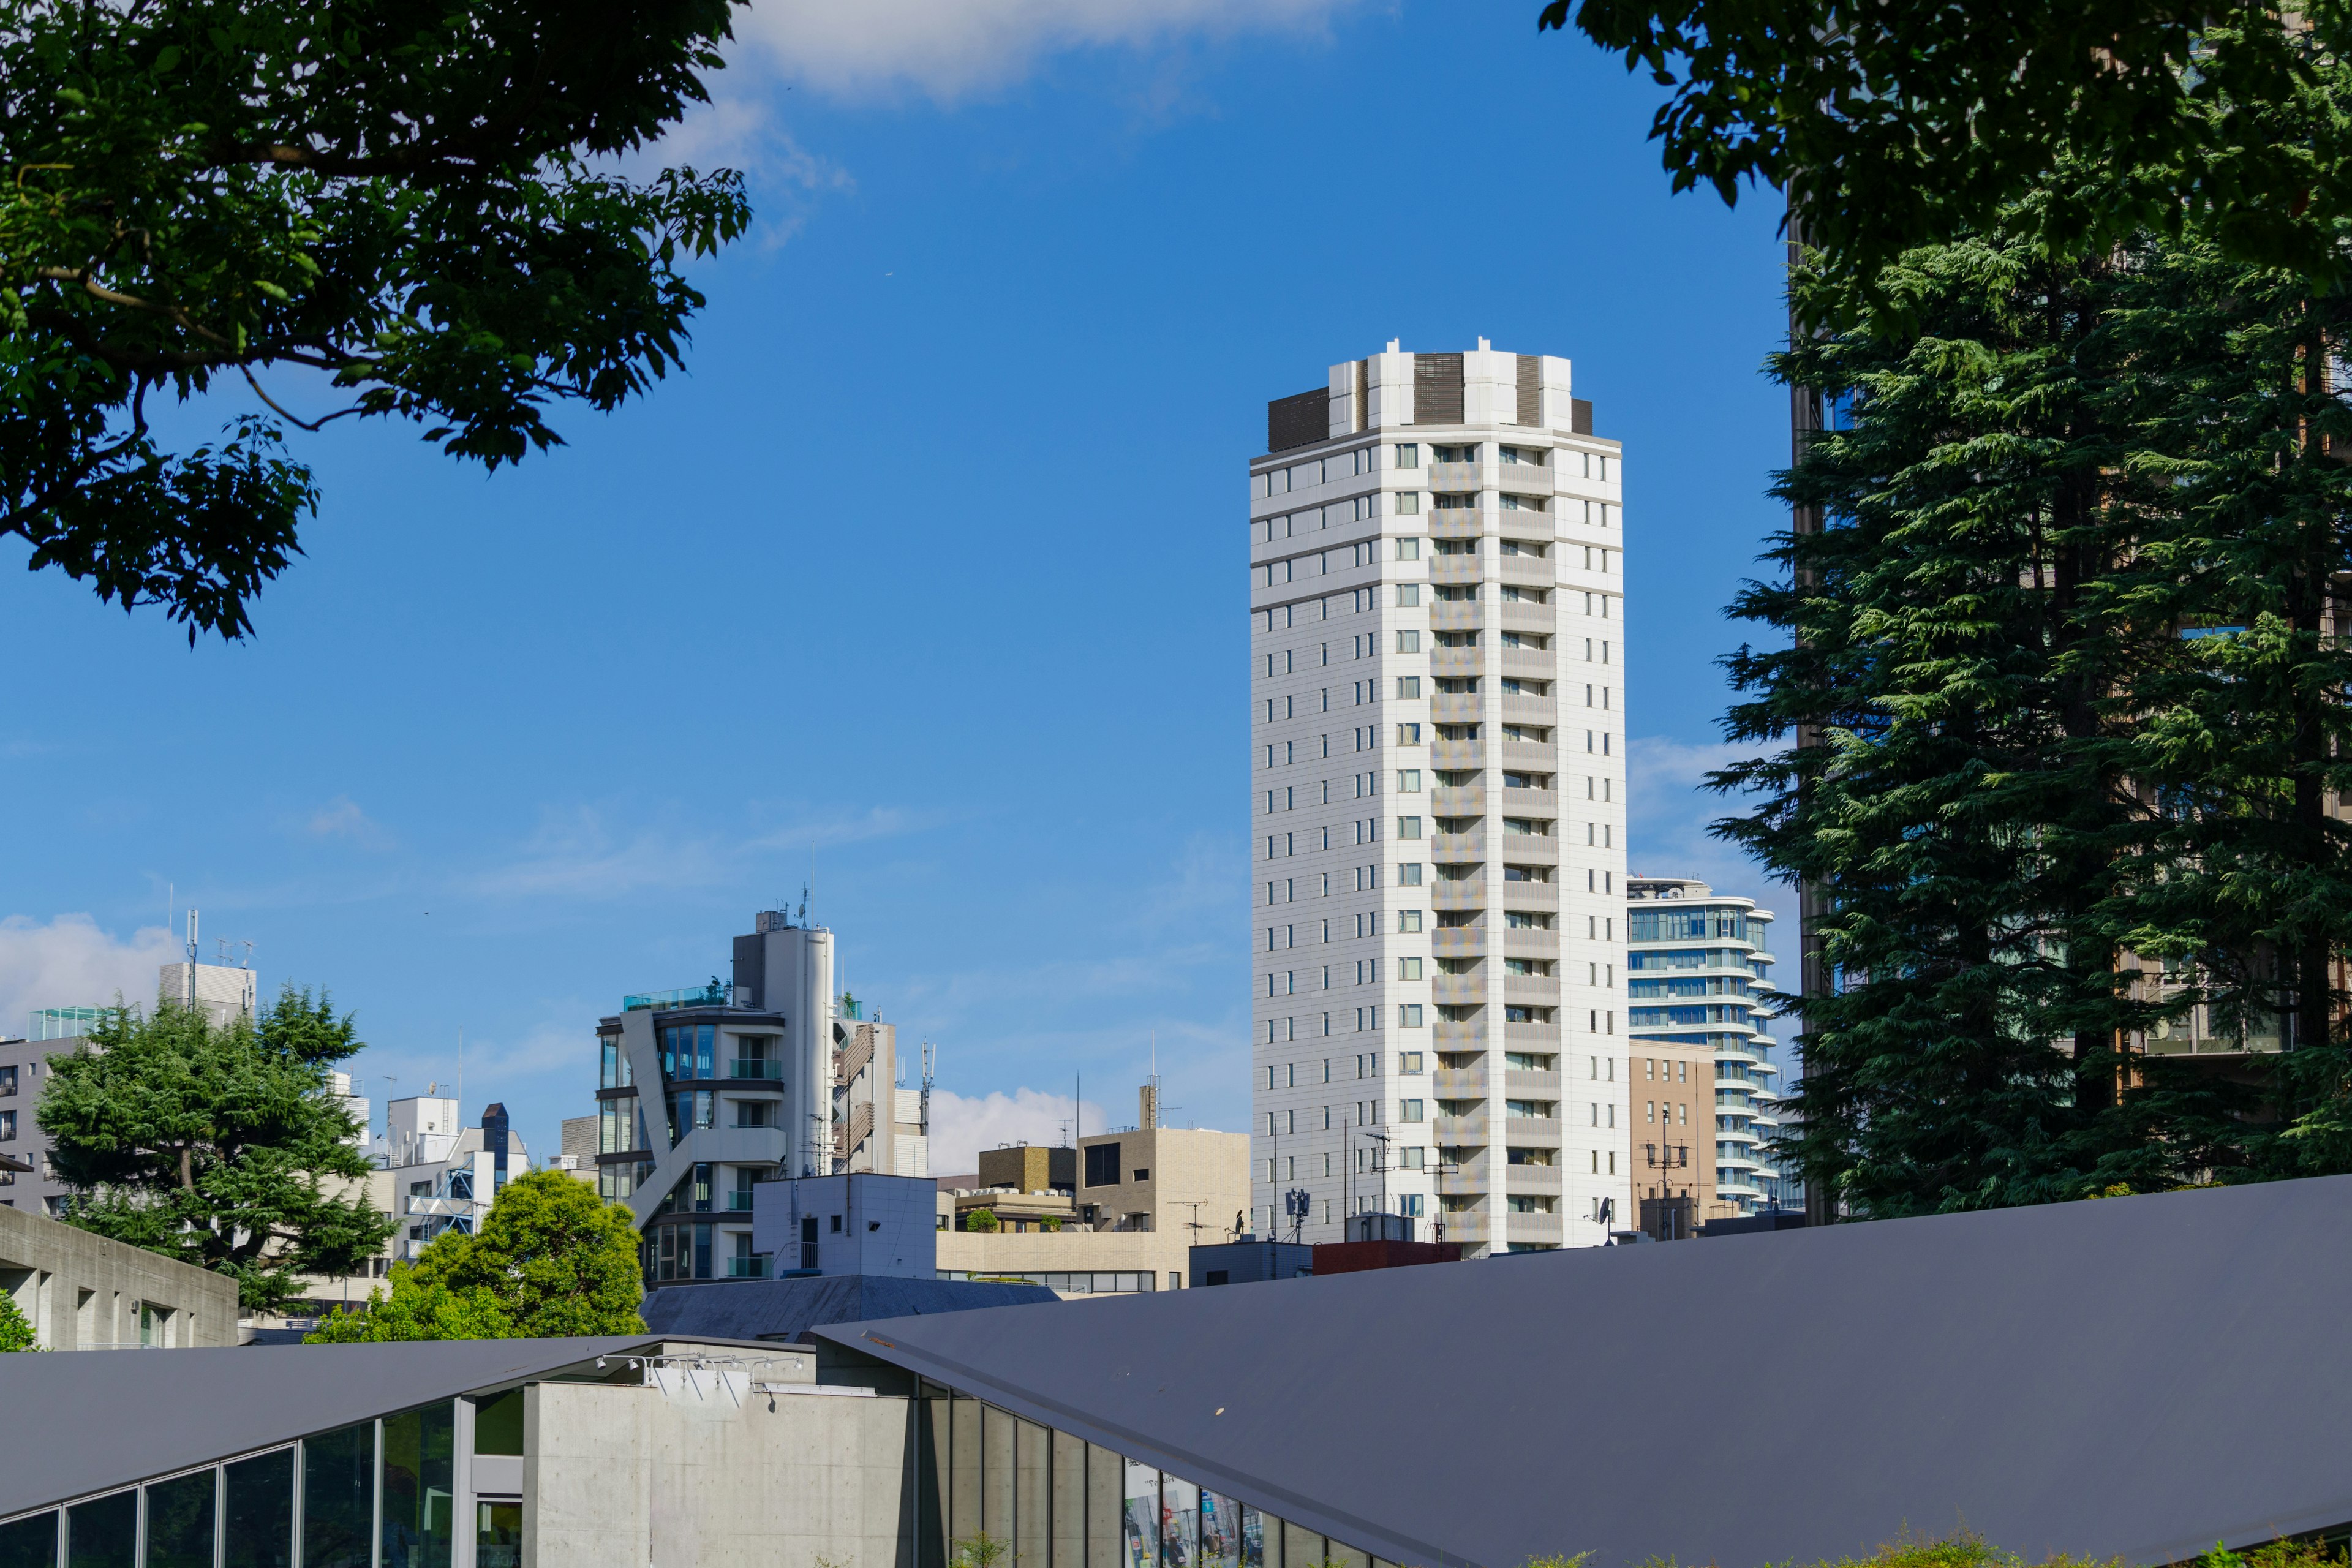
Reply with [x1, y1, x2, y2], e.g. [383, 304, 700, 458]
[0, 1334, 686, 1519]
[641, 1273, 1056, 1341]
[819, 1177, 2352, 1568]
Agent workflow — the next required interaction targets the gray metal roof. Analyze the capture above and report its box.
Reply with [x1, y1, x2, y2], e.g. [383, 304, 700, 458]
[816, 1177, 2352, 1568]
[0, 1335, 697, 1520]
[641, 1273, 1057, 1342]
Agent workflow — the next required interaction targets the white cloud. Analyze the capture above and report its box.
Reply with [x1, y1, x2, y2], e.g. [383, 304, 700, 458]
[733, 0, 1372, 101]
[304, 795, 394, 849]
[925, 1087, 1105, 1177]
[0, 914, 181, 1036]
[1626, 734, 1787, 913]
[467, 802, 943, 902]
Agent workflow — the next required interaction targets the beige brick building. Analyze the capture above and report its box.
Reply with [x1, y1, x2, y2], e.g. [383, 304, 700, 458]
[936, 1090, 1249, 1296]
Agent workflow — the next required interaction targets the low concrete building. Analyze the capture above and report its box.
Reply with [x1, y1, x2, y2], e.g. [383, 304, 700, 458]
[935, 1090, 1251, 1297]
[0, 1201, 239, 1348]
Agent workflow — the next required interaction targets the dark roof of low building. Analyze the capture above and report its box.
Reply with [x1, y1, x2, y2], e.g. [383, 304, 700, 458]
[817, 1177, 2352, 1568]
[0, 1334, 756, 1521]
[640, 1273, 1057, 1342]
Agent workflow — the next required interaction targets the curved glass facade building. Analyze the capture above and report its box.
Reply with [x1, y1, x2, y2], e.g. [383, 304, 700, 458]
[1624, 876, 1788, 1224]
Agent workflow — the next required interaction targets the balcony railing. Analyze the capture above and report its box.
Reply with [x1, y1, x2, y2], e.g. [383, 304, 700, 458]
[728, 1058, 782, 1080]
[727, 1191, 755, 1212]
[624, 982, 747, 1012]
[726, 1255, 772, 1279]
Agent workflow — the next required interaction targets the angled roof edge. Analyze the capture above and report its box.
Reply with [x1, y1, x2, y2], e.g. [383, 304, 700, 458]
[815, 1325, 1470, 1568]
[0, 1333, 788, 1521]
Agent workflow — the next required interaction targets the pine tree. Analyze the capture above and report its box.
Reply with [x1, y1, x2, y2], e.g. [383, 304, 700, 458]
[1729, 164, 2352, 1212]
[39, 984, 394, 1314]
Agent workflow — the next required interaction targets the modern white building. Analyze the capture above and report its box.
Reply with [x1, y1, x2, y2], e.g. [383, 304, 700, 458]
[374, 1097, 527, 1264]
[595, 910, 929, 1286]
[1249, 341, 1632, 1256]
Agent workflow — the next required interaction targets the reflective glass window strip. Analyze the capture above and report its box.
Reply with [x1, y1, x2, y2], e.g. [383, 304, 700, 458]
[697, 1024, 714, 1078]
[0, 1511, 58, 1568]
[1162, 1476, 1200, 1568]
[1015, 1420, 1051, 1568]
[1085, 1445, 1123, 1568]
[1199, 1491, 1244, 1568]
[224, 1448, 295, 1568]
[143, 1469, 216, 1568]
[1237, 1507, 1272, 1568]
[1121, 1460, 1159, 1568]
[1282, 1523, 1324, 1568]
[303, 1420, 377, 1568]
[382, 1402, 455, 1568]
[65, 1490, 136, 1568]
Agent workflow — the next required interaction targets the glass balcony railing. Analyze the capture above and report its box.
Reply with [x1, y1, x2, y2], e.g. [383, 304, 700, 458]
[727, 1191, 755, 1212]
[726, 1255, 771, 1279]
[623, 982, 743, 1012]
[728, 1058, 781, 1080]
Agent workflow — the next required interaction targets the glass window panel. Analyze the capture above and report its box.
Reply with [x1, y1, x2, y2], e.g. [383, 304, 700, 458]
[1122, 1461, 1159, 1568]
[473, 1390, 524, 1457]
[1200, 1494, 1243, 1568]
[949, 1396, 982, 1549]
[144, 1470, 217, 1568]
[303, 1420, 376, 1568]
[1050, 1430, 1085, 1568]
[1085, 1446, 1123, 1568]
[1238, 1509, 1270, 1568]
[982, 1406, 1015, 1544]
[224, 1448, 295, 1568]
[1015, 1421, 1051, 1568]
[476, 1502, 521, 1568]
[0, 1512, 58, 1568]
[66, 1490, 136, 1568]
[1327, 1548, 1369, 1568]
[382, 1402, 456, 1568]
[1161, 1477, 1199, 1568]
[1281, 1523, 1322, 1568]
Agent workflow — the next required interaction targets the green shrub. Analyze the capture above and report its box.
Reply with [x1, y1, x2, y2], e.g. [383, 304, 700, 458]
[964, 1208, 1000, 1232]
[0, 1294, 37, 1352]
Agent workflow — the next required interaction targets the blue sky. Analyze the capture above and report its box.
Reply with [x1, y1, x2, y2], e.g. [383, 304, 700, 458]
[0, 1, 1792, 1170]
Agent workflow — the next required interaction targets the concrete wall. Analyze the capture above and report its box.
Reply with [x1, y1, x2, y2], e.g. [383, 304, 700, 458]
[0, 1201, 240, 1348]
[526, 1372, 914, 1568]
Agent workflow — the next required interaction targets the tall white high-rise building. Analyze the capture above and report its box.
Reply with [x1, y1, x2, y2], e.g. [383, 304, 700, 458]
[1248, 341, 1631, 1256]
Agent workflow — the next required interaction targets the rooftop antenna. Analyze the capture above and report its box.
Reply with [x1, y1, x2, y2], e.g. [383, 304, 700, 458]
[186, 908, 199, 966]
[920, 1042, 936, 1137]
[238, 940, 254, 970]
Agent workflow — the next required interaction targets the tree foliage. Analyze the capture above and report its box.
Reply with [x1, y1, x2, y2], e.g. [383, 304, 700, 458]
[0, 1291, 37, 1351]
[39, 984, 393, 1314]
[1722, 153, 2352, 1213]
[1541, 0, 2352, 301]
[0, 0, 750, 638]
[307, 1168, 643, 1341]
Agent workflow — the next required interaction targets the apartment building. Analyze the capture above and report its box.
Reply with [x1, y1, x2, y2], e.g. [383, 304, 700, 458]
[1250, 341, 1631, 1256]
[1624, 876, 1787, 1224]
[596, 910, 928, 1286]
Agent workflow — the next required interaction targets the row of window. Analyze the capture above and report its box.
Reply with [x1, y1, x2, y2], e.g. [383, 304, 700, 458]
[0, 1398, 522, 1568]
[1253, 586, 1618, 631]
[1253, 545, 1619, 589]
[1253, 441, 1615, 499]
[1258, 1007, 1613, 1042]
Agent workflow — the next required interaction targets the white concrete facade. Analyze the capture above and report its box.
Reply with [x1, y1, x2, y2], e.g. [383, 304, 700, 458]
[1249, 341, 1631, 1256]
